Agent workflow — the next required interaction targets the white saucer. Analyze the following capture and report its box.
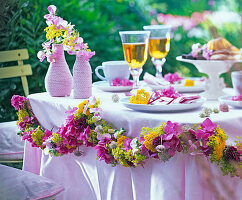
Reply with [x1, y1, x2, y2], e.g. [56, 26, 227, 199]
[218, 96, 242, 108]
[120, 96, 206, 112]
[144, 77, 205, 93]
[93, 81, 133, 92]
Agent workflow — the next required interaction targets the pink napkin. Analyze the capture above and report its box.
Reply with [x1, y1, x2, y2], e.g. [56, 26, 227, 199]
[178, 95, 201, 104]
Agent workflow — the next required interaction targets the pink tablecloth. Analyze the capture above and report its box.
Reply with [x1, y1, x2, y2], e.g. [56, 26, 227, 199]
[24, 88, 242, 200]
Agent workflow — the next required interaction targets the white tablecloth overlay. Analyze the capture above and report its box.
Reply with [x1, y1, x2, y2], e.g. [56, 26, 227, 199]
[24, 88, 242, 200]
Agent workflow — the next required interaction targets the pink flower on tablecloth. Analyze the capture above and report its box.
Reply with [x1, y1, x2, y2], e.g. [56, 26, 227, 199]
[164, 72, 183, 84]
[43, 129, 52, 141]
[163, 86, 181, 98]
[152, 136, 161, 148]
[123, 137, 132, 151]
[18, 116, 34, 131]
[200, 118, 217, 133]
[163, 135, 183, 157]
[94, 136, 115, 164]
[65, 107, 78, 114]
[224, 146, 240, 162]
[11, 95, 27, 111]
[188, 118, 216, 155]
[162, 121, 183, 157]
[163, 121, 182, 139]
[56, 115, 89, 154]
[139, 135, 149, 156]
[78, 126, 93, 147]
[22, 129, 40, 148]
[111, 78, 133, 86]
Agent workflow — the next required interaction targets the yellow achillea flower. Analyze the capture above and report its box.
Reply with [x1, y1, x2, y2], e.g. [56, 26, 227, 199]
[31, 126, 45, 147]
[117, 135, 127, 145]
[143, 131, 159, 152]
[52, 133, 63, 145]
[208, 126, 228, 161]
[130, 89, 150, 104]
[66, 145, 76, 149]
[17, 109, 29, 123]
[216, 126, 228, 141]
[214, 138, 226, 160]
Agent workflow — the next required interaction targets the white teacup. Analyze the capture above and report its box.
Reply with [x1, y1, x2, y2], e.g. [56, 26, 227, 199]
[231, 71, 242, 95]
[95, 61, 130, 83]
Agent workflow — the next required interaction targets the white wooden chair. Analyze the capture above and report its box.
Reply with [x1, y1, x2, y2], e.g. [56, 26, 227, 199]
[0, 49, 32, 163]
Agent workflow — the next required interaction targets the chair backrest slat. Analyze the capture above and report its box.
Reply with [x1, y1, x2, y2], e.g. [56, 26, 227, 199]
[0, 49, 29, 63]
[0, 49, 32, 97]
[0, 65, 32, 79]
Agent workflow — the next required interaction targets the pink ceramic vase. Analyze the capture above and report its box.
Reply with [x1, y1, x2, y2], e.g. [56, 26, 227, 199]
[73, 55, 92, 99]
[45, 44, 72, 97]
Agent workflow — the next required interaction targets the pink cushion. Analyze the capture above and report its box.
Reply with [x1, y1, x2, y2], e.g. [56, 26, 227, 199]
[0, 121, 24, 161]
[0, 164, 64, 199]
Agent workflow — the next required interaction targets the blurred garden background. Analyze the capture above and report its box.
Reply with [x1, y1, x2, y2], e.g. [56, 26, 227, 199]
[0, 0, 241, 122]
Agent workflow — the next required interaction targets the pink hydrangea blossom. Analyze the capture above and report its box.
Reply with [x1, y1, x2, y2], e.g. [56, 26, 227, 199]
[161, 121, 183, 157]
[11, 95, 27, 110]
[163, 121, 182, 140]
[162, 135, 183, 157]
[189, 118, 217, 155]
[18, 116, 34, 131]
[123, 138, 132, 151]
[152, 136, 161, 148]
[55, 115, 89, 154]
[94, 136, 115, 164]
[200, 118, 217, 133]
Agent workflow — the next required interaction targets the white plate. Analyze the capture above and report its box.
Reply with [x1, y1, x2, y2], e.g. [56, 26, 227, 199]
[145, 77, 205, 93]
[93, 81, 133, 92]
[120, 96, 206, 112]
[219, 96, 242, 108]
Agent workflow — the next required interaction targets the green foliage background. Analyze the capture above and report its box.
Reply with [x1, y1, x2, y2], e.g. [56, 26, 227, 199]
[0, 0, 241, 122]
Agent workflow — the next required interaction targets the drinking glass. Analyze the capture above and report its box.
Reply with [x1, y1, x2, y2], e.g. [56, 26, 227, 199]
[143, 25, 171, 78]
[119, 31, 150, 90]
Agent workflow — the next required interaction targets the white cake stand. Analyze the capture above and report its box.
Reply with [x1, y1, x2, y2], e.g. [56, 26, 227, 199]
[176, 56, 242, 100]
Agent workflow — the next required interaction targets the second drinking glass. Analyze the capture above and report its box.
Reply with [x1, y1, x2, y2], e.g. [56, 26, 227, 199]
[119, 31, 150, 91]
[143, 25, 171, 78]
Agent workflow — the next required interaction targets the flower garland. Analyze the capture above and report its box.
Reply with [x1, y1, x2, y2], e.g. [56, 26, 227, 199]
[11, 95, 242, 178]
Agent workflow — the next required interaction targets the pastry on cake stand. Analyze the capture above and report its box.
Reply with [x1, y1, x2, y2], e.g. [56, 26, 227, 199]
[176, 56, 242, 100]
